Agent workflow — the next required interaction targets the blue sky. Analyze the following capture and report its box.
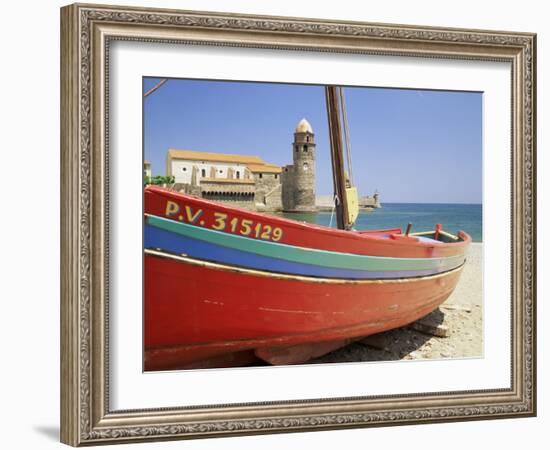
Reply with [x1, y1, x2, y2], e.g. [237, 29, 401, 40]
[143, 78, 482, 204]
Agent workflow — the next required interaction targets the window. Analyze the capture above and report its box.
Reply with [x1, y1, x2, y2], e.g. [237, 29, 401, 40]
[182, 167, 187, 172]
[306, 135, 310, 143]
[295, 145, 298, 152]
[303, 145, 308, 152]
[236, 171, 240, 179]
[201, 169, 206, 177]
[275, 174, 278, 179]
[259, 173, 263, 179]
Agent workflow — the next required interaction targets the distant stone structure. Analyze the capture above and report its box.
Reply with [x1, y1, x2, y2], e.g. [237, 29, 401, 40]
[316, 191, 381, 211]
[281, 119, 317, 212]
[359, 191, 381, 209]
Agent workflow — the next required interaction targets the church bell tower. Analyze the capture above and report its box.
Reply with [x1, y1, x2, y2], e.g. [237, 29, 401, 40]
[282, 118, 316, 212]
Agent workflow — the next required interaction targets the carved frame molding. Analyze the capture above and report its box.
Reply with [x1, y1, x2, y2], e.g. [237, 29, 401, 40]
[61, 3, 536, 446]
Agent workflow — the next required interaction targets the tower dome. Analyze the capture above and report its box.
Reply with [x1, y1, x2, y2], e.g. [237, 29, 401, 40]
[295, 118, 313, 134]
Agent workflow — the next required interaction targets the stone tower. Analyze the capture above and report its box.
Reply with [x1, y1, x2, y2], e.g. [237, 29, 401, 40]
[282, 118, 317, 212]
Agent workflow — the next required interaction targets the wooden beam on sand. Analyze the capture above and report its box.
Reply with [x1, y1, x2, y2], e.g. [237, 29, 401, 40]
[409, 320, 450, 338]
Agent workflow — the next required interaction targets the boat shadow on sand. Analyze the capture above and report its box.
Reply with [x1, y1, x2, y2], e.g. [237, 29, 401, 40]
[307, 307, 448, 364]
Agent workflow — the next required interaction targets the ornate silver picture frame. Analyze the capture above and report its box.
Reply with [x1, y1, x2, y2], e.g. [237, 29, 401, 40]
[60, 3, 536, 446]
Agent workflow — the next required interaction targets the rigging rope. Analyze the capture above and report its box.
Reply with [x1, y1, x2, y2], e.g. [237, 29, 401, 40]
[329, 194, 339, 228]
[338, 87, 354, 185]
[144, 79, 168, 98]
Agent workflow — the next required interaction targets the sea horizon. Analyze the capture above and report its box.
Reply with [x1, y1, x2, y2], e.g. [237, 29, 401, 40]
[282, 202, 483, 242]
[315, 199, 482, 206]
[375, 201, 482, 205]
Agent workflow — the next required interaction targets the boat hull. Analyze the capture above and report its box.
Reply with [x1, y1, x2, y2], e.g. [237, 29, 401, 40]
[144, 251, 464, 370]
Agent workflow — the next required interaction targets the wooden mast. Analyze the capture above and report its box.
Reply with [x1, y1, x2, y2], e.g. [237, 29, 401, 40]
[325, 85, 351, 230]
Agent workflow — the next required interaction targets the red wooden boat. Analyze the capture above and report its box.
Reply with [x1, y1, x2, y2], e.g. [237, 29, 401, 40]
[143, 86, 471, 370]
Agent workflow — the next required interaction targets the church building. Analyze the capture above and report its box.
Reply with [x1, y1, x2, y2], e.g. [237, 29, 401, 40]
[163, 118, 318, 212]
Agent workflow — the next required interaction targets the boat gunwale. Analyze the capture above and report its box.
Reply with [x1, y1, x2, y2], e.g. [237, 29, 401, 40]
[145, 186, 472, 250]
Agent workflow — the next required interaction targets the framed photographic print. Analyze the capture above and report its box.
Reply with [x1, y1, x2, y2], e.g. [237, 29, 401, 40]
[60, 3, 536, 446]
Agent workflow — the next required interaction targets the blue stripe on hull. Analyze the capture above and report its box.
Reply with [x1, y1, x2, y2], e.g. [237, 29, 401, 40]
[144, 225, 450, 280]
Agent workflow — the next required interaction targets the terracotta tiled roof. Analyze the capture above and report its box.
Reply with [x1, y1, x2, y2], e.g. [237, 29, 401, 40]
[168, 149, 282, 174]
[168, 149, 265, 165]
[246, 163, 282, 174]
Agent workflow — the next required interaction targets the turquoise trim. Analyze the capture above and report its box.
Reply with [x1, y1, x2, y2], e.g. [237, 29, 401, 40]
[145, 215, 465, 272]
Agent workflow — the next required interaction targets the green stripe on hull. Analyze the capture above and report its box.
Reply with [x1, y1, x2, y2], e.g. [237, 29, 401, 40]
[145, 215, 465, 272]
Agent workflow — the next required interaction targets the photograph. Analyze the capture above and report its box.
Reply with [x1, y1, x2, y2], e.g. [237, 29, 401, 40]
[142, 78, 482, 371]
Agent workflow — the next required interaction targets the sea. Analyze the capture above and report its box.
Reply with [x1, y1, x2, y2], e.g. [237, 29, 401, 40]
[281, 203, 483, 243]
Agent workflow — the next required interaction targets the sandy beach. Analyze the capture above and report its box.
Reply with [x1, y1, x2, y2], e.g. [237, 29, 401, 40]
[310, 242, 483, 364]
